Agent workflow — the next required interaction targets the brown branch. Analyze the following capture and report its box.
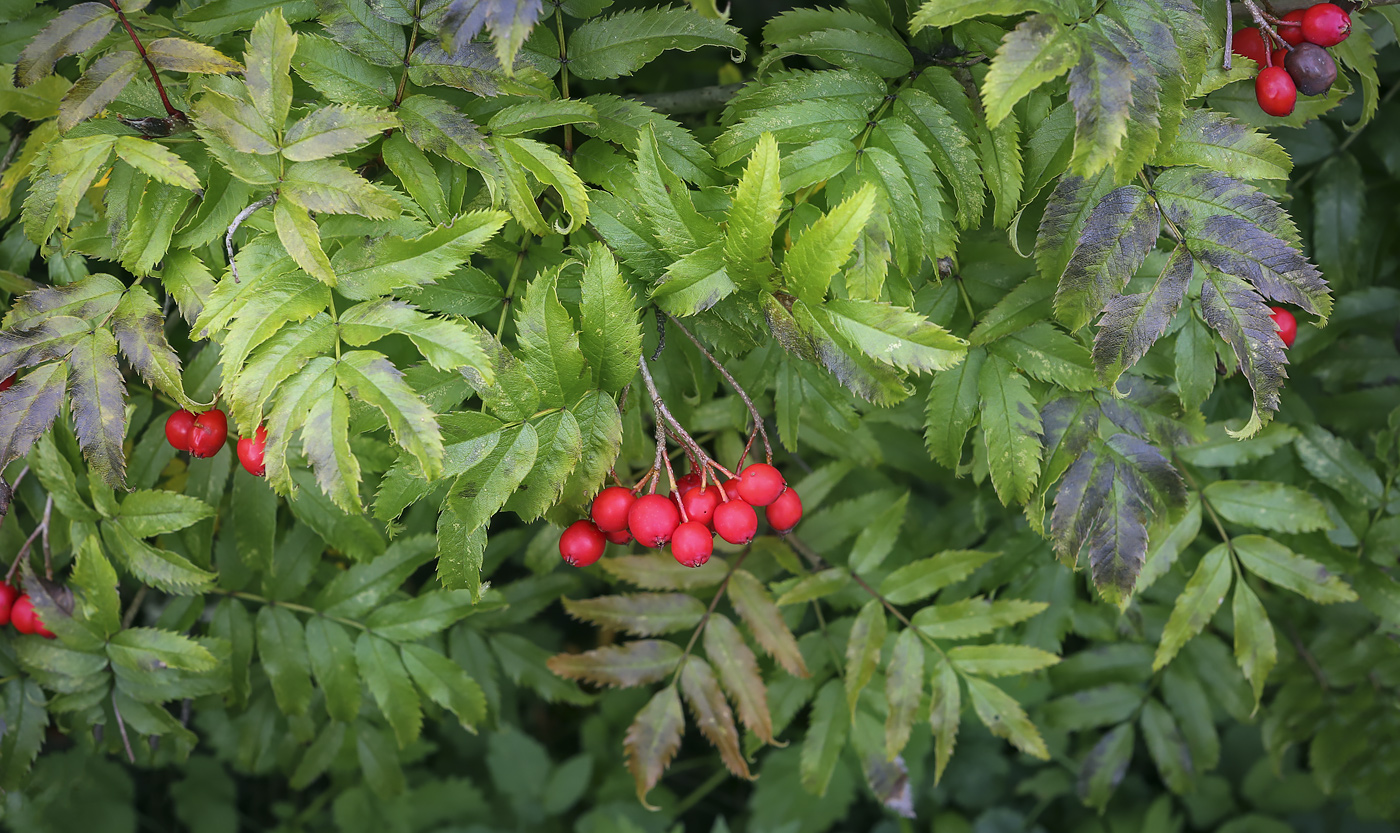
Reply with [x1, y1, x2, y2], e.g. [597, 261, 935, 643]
[664, 312, 772, 465]
[105, 0, 181, 118]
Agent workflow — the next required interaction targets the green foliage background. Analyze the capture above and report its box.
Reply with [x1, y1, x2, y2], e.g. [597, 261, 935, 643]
[1, 0, 1400, 830]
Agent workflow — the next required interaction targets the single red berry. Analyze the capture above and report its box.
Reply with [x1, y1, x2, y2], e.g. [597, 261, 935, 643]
[559, 520, 607, 567]
[714, 500, 758, 545]
[1286, 42, 1338, 94]
[1302, 2, 1350, 46]
[0, 373, 14, 393]
[681, 485, 722, 527]
[237, 426, 268, 476]
[1271, 46, 1289, 68]
[671, 522, 714, 567]
[605, 529, 633, 545]
[674, 471, 702, 494]
[1232, 27, 1269, 66]
[165, 410, 196, 451]
[188, 409, 228, 458]
[766, 488, 804, 533]
[1255, 67, 1297, 116]
[1279, 9, 1308, 45]
[737, 463, 787, 507]
[1270, 306, 1298, 348]
[0, 582, 19, 627]
[720, 478, 742, 501]
[628, 494, 681, 547]
[10, 595, 52, 638]
[591, 486, 637, 533]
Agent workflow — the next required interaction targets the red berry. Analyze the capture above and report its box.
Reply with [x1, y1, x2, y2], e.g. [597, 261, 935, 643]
[0, 373, 14, 392]
[10, 595, 53, 638]
[1302, 2, 1350, 46]
[1270, 306, 1298, 348]
[1255, 67, 1297, 116]
[237, 426, 268, 476]
[628, 494, 681, 547]
[1279, 9, 1308, 45]
[675, 471, 702, 494]
[713, 500, 758, 545]
[591, 486, 637, 532]
[1271, 46, 1289, 68]
[188, 409, 228, 458]
[719, 478, 742, 501]
[737, 463, 787, 506]
[766, 488, 804, 533]
[671, 522, 714, 567]
[681, 485, 722, 527]
[605, 529, 633, 545]
[559, 520, 607, 567]
[0, 582, 19, 627]
[165, 410, 196, 451]
[1232, 27, 1269, 66]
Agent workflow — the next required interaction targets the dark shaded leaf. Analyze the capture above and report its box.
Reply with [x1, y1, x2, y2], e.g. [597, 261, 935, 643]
[624, 685, 684, 808]
[1056, 185, 1161, 331]
[1093, 244, 1192, 384]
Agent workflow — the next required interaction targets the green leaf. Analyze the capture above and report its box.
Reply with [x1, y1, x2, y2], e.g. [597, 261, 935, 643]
[290, 721, 347, 790]
[337, 350, 444, 480]
[558, 391, 624, 510]
[68, 327, 127, 489]
[1139, 699, 1193, 795]
[1199, 270, 1286, 439]
[978, 354, 1042, 505]
[845, 599, 886, 714]
[1193, 216, 1331, 324]
[102, 521, 217, 594]
[1202, 481, 1330, 534]
[304, 617, 360, 723]
[397, 95, 504, 194]
[365, 590, 477, 641]
[978, 107, 1023, 230]
[885, 628, 924, 760]
[401, 643, 487, 731]
[848, 491, 908, 574]
[910, 0, 1045, 31]
[1151, 165, 1299, 247]
[117, 490, 215, 538]
[488, 100, 599, 137]
[704, 614, 773, 744]
[723, 132, 782, 290]
[340, 298, 491, 376]
[256, 604, 314, 716]
[1295, 425, 1384, 509]
[1055, 185, 1161, 332]
[679, 656, 751, 779]
[356, 723, 406, 798]
[881, 550, 999, 605]
[762, 17, 911, 78]
[633, 123, 718, 258]
[824, 299, 967, 375]
[895, 90, 985, 229]
[1093, 244, 1192, 384]
[783, 183, 876, 304]
[108, 628, 217, 673]
[145, 37, 243, 75]
[548, 640, 682, 688]
[192, 92, 279, 155]
[966, 676, 1049, 759]
[502, 411, 582, 521]
[1153, 544, 1232, 671]
[272, 199, 335, 285]
[929, 657, 960, 784]
[281, 161, 399, 219]
[800, 679, 849, 795]
[515, 270, 589, 408]
[283, 104, 396, 162]
[913, 597, 1048, 640]
[625, 686, 685, 807]
[1152, 108, 1292, 180]
[1232, 535, 1357, 604]
[983, 14, 1078, 128]
[601, 554, 730, 591]
[727, 569, 809, 678]
[114, 137, 201, 193]
[57, 50, 139, 132]
[69, 537, 120, 637]
[333, 209, 509, 301]
[293, 33, 396, 105]
[651, 240, 735, 317]
[1230, 578, 1275, 708]
[1067, 26, 1133, 176]
[948, 644, 1060, 677]
[1078, 722, 1134, 810]
[357, 631, 423, 747]
[110, 286, 197, 410]
[445, 422, 539, 534]
[495, 135, 590, 234]
[14, 2, 115, 88]
[1043, 683, 1144, 731]
[568, 7, 746, 80]
[179, 0, 315, 37]
[925, 347, 986, 468]
[989, 322, 1096, 390]
[564, 593, 705, 636]
[247, 10, 296, 129]
[1035, 170, 1116, 286]
[578, 244, 641, 394]
[0, 680, 48, 790]
[316, 534, 437, 617]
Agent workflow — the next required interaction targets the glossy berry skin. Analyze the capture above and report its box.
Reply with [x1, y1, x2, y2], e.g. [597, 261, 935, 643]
[188, 409, 228, 458]
[674, 472, 702, 495]
[559, 520, 607, 567]
[737, 464, 787, 507]
[605, 529, 633, 545]
[1302, 3, 1350, 46]
[591, 486, 637, 533]
[0, 373, 13, 392]
[1232, 27, 1269, 66]
[628, 494, 681, 547]
[714, 500, 758, 545]
[681, 485, 722, 527]
[765, 488, 804, 533]
[1279, 9, 1308, 45]
[1255, 67, 1297, 116]
[165, 410, 196, 451]
[1286, 42, 1337, 95]
[10, 596, 54, 638]
[237, 427, 268, 476]
[671, 522, 714, 568]
[1270, 306, 1298, 348]
[0, 582, 19, 627]
[1271, 47, 1289, 69]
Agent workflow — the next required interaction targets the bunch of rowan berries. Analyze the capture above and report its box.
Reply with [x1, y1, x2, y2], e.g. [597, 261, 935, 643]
[1234, 2, 1351, 117]
[164, 408, 267, 477]
[560, 462, 803, 569]
[0, 582, 54, 639]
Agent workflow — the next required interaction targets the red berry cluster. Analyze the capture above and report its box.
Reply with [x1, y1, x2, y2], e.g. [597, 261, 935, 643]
[1233, 3, 1351, 117]
[560, 463, 803, 569]
[164, 409, 268, 477]
[0, 582, 55, 639]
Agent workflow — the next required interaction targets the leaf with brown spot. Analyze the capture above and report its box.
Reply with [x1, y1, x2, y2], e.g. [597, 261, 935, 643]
[563, 593, 705, 637]
[624, 686, 684, 809]
[703, 614, 773, 744]
[726, 569, 809, 678]
[680, 656, 752, 779]
[547, 640, 682, 689]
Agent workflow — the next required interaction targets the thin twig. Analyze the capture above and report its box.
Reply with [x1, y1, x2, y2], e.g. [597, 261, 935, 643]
[122, 585, 148, 629]
[651, 307, 666, 362]
[392, 1, 421, 109]
[225, 194, 278, 283]
[1286, 622, 1329, 690]
[105, 0, 181, 118]
[39, 495, 52, 580]
[0, 121, 29, 179]
[637, 357, 736, 483]
[112, 692, 137, 763]
[1224, 0, 1234, 71]
[664, 312, 772, 464]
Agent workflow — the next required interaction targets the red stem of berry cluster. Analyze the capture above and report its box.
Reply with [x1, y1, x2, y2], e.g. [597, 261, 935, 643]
[1228, 0, 1304, 70]
[635, 355, 735, 508]
[105, 0, 182, 119]
[4, 495, 52, 584]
